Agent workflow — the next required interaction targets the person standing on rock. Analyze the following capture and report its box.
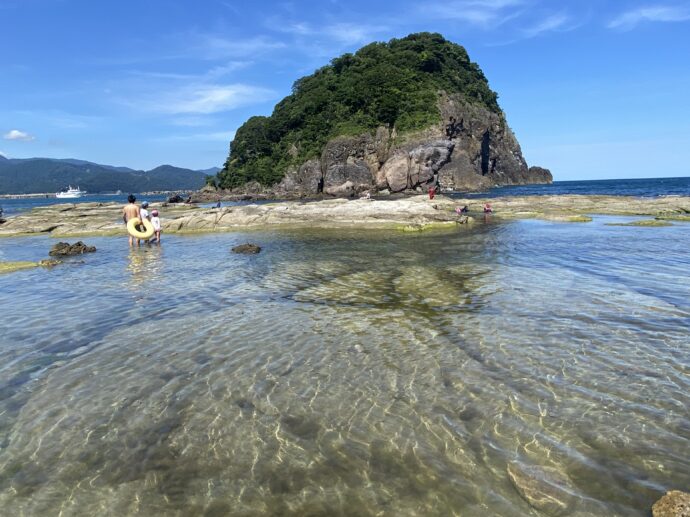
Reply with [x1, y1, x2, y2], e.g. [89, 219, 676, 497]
[428, 186, 436, 200]
[122, 194, 141, 247]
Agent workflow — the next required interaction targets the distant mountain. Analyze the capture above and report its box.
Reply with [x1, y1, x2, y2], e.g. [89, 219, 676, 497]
[0, 157, 215, 194]
[57, 158, 138, 173]
[197, 166, 221, 175]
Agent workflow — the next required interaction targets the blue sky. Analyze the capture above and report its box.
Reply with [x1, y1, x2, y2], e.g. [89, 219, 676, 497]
[1, 0, 689, 180]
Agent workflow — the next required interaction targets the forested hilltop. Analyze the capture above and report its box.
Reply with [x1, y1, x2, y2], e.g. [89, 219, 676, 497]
[217, 33, 501, 189]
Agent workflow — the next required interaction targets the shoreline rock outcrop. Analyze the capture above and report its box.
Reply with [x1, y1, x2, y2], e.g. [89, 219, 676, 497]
[0, 195, 688, 238]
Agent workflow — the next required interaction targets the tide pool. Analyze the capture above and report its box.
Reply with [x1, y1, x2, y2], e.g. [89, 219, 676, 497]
[0, 217, 688, 515]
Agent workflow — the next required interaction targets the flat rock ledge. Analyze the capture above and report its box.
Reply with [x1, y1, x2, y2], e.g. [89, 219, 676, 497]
[653, 491, 690, 517]
[0, 195, 689, 237]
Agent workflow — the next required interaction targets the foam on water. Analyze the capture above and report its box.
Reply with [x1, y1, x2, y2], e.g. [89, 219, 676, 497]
[0, 218, 688, 516]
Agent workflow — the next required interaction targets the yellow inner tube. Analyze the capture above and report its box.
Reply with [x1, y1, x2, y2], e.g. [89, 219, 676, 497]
[126, 217, 155, 239]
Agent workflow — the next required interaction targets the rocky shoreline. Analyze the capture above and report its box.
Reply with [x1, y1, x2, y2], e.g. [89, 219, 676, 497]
[0, 194, 689, 238]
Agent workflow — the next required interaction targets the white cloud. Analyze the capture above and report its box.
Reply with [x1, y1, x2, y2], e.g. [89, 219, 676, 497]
[195, 36, 286, 60]
[3, 129, 35, 141]
[144, 84, 276, 115]
[11, 110, 100, 130]
[608, 5, 690, 30]
[522, 13, 571, 37]
[421, 0, 525, 27]
[276, 21, 389, 46]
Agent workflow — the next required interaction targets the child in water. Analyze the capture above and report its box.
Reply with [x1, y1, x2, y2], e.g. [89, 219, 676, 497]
[150, 209, 162, 243]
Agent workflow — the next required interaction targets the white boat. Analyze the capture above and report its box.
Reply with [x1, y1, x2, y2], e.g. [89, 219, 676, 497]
[56, 186, 86, 198]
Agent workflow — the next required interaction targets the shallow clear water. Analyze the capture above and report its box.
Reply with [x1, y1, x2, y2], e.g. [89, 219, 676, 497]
[0, 218, 688, 516]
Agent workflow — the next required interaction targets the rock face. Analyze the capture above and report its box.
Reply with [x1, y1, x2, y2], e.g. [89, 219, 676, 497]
[49, 241, 96, 256]
[266, 94, 551, 197]
[653, 491, 690, 517]
[437, 94, 550, 191]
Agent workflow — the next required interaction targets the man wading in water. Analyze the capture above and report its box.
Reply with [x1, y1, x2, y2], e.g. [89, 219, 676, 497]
[122, 194, 141, 247]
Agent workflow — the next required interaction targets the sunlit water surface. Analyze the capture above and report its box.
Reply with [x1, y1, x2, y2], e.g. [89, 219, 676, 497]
[0, 217, 688, 516]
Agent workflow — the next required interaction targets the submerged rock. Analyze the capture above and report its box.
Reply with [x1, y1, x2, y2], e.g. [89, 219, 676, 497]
[0, 261, 39, 274]
[507, 461, 578, 516]
[0, 259, 62, 274]
[653, 491, 690, 517]
[606, 219, 673, 227]
[232, 243, 262, 254]
[49, 241, 96, 256]
[38, 259, 62, 267]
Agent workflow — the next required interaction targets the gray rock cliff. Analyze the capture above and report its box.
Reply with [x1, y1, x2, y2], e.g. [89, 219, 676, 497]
[268, 94, 551, 197]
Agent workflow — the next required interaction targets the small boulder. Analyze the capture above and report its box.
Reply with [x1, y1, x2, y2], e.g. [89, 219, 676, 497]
[653, 491, 690, 517]
[49, 241, 97, 256]
[324, 180, 355, 197]
[168, 194, 184, 203]
[232, 243, 261, 254]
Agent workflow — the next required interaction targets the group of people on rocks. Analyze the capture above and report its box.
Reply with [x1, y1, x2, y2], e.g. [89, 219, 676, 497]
[427, 186, 492, 214]
[453, 203, 492, 215]
[120, 190, 492, 244]
[122, 194, 162, 246]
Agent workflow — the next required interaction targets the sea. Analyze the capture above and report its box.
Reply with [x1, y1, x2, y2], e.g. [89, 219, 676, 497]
[2, 176, 690, 216]
[0, 177, 688, 515]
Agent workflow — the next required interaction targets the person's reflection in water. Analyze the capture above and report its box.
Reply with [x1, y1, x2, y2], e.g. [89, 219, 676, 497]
[126, 246, 163, 293]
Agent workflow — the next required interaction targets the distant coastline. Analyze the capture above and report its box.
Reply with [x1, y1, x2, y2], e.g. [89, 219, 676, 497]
[0, 190, 191, 199]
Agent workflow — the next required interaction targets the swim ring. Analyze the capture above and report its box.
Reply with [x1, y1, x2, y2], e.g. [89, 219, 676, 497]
[126, 217, 155, 239]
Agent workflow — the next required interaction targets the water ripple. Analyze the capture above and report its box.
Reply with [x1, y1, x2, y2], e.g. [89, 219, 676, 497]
[0, 219, 688, 515]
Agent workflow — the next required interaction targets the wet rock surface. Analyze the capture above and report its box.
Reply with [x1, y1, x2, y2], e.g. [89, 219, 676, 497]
[49, 241, 96, 256]
[653, 491, 690, 517]
[232, 243, 262, 254]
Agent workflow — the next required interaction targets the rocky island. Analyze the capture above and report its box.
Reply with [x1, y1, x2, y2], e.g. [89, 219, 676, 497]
[202, 33, 552, 200]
